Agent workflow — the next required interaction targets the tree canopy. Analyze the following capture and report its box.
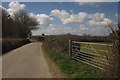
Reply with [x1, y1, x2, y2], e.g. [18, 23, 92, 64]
[2, 10, 39, 38]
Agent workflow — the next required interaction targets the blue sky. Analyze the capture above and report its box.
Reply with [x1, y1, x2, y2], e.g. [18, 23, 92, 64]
[2, 2, 119, 36]
[2, 2, 118, 22]
[2, 0, 120, 2]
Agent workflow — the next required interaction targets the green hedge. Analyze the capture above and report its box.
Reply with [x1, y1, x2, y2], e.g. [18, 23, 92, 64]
[2, 39, 31, 54]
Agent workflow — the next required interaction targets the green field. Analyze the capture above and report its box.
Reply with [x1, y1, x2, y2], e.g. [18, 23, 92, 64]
[80, 42, 113, 56]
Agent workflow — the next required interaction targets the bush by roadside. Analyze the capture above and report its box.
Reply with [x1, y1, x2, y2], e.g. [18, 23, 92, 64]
[2, 38, 31, 54]
[44, 34, 109, 57]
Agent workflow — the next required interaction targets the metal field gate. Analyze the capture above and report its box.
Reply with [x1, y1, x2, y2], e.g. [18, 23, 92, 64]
[69, 40, 113, 70]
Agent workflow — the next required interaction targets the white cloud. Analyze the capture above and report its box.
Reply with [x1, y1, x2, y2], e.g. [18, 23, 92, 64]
[7, 1, 26, 15]
[32, 24, 101, 36]
[51, 9, 88, 24]
[48, 9, 113, 36]
[37, 14, 53, 27]
[29, 13, 53, 27]
[51, 9, 70, 24]
[63, 12, 88, 24]
[51, 9, 70, 18]
[51, 9, 111, 27]
[90, 13, 105, 22]
[89, 13, 111, 26]
[32, 25, 66, 35]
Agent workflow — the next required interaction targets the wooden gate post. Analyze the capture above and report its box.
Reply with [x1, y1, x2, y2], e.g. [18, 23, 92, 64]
[69, 40, 72, 56]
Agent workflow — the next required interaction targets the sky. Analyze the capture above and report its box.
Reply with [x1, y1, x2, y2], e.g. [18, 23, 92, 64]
[1, 0, 120, 2]
[1, 1, 119, 36]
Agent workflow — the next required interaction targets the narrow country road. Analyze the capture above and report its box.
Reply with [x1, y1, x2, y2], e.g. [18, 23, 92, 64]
[2, 42, 63, 78]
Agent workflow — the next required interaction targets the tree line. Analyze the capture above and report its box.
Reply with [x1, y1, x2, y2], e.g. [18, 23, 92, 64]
[2, 9, 39, 38]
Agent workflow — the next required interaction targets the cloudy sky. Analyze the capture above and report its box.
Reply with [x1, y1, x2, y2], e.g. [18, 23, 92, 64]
[1, 1, 119, 36]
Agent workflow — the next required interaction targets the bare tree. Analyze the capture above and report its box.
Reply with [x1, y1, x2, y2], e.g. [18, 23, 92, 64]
[13, 11, 39, 38]
[107, 22, 120, 78]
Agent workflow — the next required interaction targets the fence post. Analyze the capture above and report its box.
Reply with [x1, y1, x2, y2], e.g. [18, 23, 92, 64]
[69, 40, 72, 56]
[79, 43, 81, 51]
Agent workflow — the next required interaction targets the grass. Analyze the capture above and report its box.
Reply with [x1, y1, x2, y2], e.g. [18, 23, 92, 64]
[42, 45, 103, 78]
[80, 42, 113, 55]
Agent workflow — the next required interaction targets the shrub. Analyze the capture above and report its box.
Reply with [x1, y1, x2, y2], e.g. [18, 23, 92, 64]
[44, 34, 109, 57]
[2, 38, 31, 54]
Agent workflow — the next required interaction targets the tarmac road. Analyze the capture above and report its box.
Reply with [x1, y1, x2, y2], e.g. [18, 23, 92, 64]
[2, 42, 62, 78]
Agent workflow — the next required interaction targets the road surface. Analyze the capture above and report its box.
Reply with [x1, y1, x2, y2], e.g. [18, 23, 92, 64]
[2, 42, 63, 78]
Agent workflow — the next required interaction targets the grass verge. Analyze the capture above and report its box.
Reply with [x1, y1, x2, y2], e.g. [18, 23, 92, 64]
[42, 45, 103, 78]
